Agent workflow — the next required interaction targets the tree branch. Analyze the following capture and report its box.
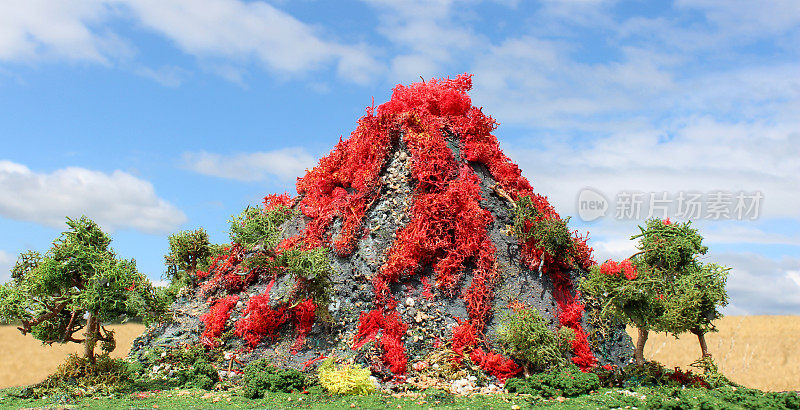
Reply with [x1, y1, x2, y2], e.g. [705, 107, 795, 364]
[491, 184, 516, 208]
[62, 309, 80, 343]
[18, 300, 69, 335]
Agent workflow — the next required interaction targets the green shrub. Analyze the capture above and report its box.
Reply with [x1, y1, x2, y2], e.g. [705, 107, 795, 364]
[241, 359, 310, 398]
[277, 246, 333, 311]
[229, 205, 295, 248]
[318, 358, 375, 395]
[619, 362, 709, 389]
[511, 196, 575, 260]
[690, 356, 734, 388]
[505, 364, 599, 398]
[640, 386, 800, 410]
[130, 345, 220, 390]
[496, 307, 573, 373]
[28, 353, 135, 398]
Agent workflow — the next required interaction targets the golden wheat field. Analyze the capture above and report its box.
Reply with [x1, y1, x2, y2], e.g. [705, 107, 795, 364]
[626, 315, 800, 392]
[0, 324, 145, 389]
[0, 316, 797, 391]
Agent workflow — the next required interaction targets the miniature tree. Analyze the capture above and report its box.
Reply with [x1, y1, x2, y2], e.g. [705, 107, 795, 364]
[0, 216, 164, 366]
[631, 219, 729, 360]
[164, 228, 213, 291]
[580, 218, 728, 365]
[497, 307, 574, 376]
[580, 255, 659, 365]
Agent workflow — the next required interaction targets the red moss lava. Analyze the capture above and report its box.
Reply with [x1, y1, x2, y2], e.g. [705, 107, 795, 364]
[293, 74, 596, 375]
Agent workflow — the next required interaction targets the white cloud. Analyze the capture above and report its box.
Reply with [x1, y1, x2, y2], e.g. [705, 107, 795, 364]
[590, 237, 637, 262]
[712, 252, 800, 315]
[471, 44, 681, 133]
[702, 224, 800, 246]
[675, 0, 800, 39]
[0, 250, 12, 283]
[119, 0, 381, 82]
[0, 0, 381, 84]
[0, 0, 126, 63]
[0, 160, 186, 234]
[182, 147, 316, 182]
[505, 113, 800, 223]
[787, 270, 800, 289]
[151, 279, 169, 288]
[537, 0, 617, 23]
[362, 0, 482, 82]
[134, 65, 191, 87]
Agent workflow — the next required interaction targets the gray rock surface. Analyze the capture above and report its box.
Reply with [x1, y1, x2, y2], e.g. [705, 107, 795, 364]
[129, 130, 632, 377]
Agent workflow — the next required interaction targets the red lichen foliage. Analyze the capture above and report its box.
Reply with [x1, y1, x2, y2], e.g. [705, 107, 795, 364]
[381, 169, 494, 297]
[353, 309, 384, 350]
[551, 271, 598, 370]
[379, 311, 409, 374]
[301, 355, 328, 370]
[450, 319, 479, 358]
[470, 348, 523, 382]
[600, 260, 621, 277]
[200, 295, 239, 348]
[619, 259, 638, 280]
[572, 232, 595, 272]
[198, 245, 254, 297]
[290, 298, 317, 353]
[264, 193, 293, 211]
[234, 279, 289, 348]
[353, 308, 409, 374]
[192, 74, 597, 375]
[303, 74, 593, 375]
[420, 277, 434, 300]
[295, 105, 396, 255]
[600, 259, 637, 280]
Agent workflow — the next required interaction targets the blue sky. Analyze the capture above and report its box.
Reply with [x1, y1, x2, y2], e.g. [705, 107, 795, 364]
[1, 0, 798, 315]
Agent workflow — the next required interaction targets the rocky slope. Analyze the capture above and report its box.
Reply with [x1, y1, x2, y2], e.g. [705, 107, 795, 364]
[130, 74, 632, 382]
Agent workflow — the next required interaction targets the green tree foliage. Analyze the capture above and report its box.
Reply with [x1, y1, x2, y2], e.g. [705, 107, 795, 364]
[496, 307, 574, 375]
[162, 228, 216, 301]
[11, 250, 42, 283]
[511, 196, 575, 261]
[229, 205, 295, 249]
[164, 228, 212, 283]
[580, 219, 729, 365]
[0, 216, 165, 366]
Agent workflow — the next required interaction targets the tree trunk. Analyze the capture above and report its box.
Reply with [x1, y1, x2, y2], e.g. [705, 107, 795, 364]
[634, 327, 649, 365]
[84, 311, 98, 366]
[692, 328, 711, 358]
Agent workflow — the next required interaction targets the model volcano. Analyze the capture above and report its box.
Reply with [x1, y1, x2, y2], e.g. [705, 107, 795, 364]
[131, 74, 631, 382]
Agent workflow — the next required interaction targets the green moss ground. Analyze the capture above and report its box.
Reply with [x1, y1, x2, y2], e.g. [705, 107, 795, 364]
[1, 385, 798, 409]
